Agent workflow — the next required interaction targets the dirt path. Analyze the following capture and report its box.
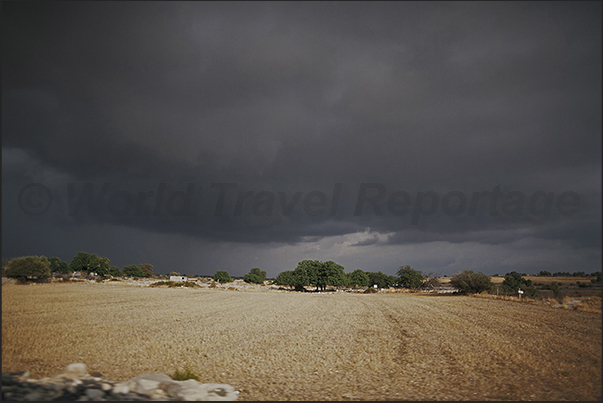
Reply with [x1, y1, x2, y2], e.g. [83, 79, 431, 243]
[2, 284, 601, 400]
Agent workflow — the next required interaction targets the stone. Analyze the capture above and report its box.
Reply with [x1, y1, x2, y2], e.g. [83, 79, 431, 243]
[205, 383, 238, 401]
[65, 363, 88, 378]
[112, 382, 130, 395]
[2, 364, 239, 401]
[124, 373, 173, 397]
[85, 388, 105, 400]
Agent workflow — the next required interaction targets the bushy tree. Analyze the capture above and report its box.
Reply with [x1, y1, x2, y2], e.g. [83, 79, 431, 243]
[213, 270, 232, 283]
[450, 270, 493, 294]
[538, 270, 552, 276]
[291, 260, 348, 291]
[292, 260, 314, 290]
[421, 272, 441, 289]
[244, 267, 267, 284]
[49, 257, 70, 274]
[69, 252, 91, 273]
[275, 270, 295, 288]
[68, 252, 110, 276]
[367, 271, 395, 288]
[397, 265, 424, 289]
[502, 271, 538, 298]
[108, 266, 122, 277]
[317, 261, 347, 290]
[123, 264, 145, 278]
[139, 264, 154, 277]
[5, 256, 51, 282]
[348, 269, 370, 287]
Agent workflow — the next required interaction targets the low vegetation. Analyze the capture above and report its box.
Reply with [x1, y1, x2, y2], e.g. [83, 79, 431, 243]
[172, 365, 201, 381]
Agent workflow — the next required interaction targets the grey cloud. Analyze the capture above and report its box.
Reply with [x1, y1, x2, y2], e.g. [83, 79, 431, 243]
[2, 1, 600, 275]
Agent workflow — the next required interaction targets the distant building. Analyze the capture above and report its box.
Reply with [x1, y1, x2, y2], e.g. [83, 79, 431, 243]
[169, 276, 187, 282]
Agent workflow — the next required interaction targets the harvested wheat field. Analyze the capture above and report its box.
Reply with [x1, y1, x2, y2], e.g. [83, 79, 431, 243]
[2, 283, 601, 401]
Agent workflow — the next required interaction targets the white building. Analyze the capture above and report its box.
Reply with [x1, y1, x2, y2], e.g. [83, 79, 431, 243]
[169, 276, 188, 282]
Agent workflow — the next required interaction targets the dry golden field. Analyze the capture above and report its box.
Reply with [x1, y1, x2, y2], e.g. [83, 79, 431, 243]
[2, 282, 601, 401]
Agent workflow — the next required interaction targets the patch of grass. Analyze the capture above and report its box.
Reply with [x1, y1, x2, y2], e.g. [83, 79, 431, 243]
[172, 365, 201, 381]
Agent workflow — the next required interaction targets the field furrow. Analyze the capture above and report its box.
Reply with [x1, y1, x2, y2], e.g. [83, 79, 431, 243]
[2, 283, 601, 400]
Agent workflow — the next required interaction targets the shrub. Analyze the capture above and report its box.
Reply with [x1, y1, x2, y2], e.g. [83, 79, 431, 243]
[450, 270, 493, 294]
[550, 282, 564, 303]
[5, 256, 51, 282]
[213, 270, 232, 283]
[364, 286, 377, 293]
[173, 365, 200, 381]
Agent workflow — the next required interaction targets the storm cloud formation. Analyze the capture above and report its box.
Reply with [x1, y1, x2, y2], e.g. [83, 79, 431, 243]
[3, 2, 601, 277]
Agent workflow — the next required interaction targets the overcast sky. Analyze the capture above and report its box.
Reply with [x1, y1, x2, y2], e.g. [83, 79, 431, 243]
[3, 1, 601, 277]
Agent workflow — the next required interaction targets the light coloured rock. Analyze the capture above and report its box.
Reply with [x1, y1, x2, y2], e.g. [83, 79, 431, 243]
[125, 373, 173, 397]
[65, 363, 88, 378]
[3, 365, 238, 401]
[205, 383, 238, 401]
[163, 379, 238, 401]
[112, 382, 130, 395]
[85, 388, 105, 400]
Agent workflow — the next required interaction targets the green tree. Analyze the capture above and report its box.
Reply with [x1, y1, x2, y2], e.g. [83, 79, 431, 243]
[169, 271, 181, 277]
[49, 257, 70, 274]
[348, 269, 370, 287]
[397, 265, 424, 289]
[69, 252, 92, 273]
[213, 270, 232, 283]
[139, 264, 154, 278]
[367, 271, 394, 288]
[123, 264, 145, 278]
[275, 270, 296, 288]
[450, 270, 493, 294]
[292, 260, 313, 290]
[502, 271, 539, 298]
[317, 261, 347, 291]
[88, 254, 111, 276]
[5, 256, 51, 282]
[108, 266, 122, 277]
[68, 252, 110, 276]
[244, 267, 267, 284]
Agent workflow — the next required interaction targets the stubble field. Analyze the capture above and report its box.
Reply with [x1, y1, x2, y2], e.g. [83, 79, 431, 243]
[2, 282, 601, 400]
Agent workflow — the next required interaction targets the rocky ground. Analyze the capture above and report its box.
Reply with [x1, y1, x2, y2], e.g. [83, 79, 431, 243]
[2, 363, 237, 401]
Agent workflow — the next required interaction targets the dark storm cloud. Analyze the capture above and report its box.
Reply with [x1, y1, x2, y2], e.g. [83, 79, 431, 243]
[2, 1, 600, 274]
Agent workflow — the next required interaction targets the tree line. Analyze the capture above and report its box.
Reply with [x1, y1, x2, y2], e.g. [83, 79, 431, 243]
[4, 253, 600, 296]
[2, 252, 156, 282]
